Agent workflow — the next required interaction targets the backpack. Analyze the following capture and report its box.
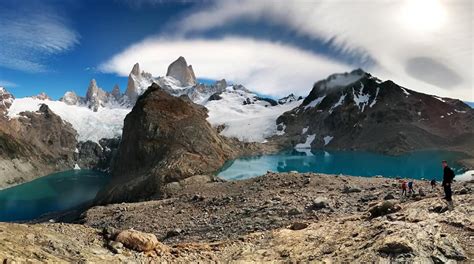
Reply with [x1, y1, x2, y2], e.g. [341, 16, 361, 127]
[447, 167, 455, 181]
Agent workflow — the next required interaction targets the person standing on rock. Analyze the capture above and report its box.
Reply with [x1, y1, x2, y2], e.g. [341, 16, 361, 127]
[408, 181, 414, 196]
[442, 160, 455, 208]
[401, 180, 408, 197]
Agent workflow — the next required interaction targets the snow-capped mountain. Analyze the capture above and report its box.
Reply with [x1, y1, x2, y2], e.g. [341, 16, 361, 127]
[6, 57, 301, 144]
[60, 79, 126, 111]
[275, 69, 474, 155]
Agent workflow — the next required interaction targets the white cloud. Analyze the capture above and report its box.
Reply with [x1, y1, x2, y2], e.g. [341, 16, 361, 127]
[171, 0, 473, 101]
[0, 2, 79, 72]
[100, 37, 353, 97]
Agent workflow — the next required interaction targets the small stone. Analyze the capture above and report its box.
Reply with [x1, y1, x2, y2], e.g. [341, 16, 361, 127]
[288, 208, 302, 215]
[166, 228, 183, 238]
[342, 185, 362, 193]
[368, 201, 401, 218]
[384, 194, 395, 200]
[288, 222, 309, 230]
[103, 226, 119, 240]
[308, 197, 329, 211]
[378, 236, 413, 254]
[107, 240, 124, 254]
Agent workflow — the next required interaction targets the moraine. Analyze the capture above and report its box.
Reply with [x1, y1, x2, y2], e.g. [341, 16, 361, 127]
[217, 150, 469, 181]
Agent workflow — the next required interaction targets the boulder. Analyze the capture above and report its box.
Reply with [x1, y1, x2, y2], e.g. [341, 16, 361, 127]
[115, 229, 160, 252]
[378, 236, 413, 254]
[368, 201, 401, 218]
[288, 222, 309, 230]
[342, 185, 362, 193]
[308, 197, 329, 211]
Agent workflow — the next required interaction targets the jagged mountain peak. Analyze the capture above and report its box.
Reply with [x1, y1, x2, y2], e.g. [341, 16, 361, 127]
[166, 56, 197, 87]
[131, 63, 141, 76]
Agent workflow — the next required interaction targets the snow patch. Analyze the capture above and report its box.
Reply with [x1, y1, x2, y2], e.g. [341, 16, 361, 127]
[323, 136, 334, 146]
[369, 87, 380, 108]
[276, 123, 286, 136]
[352, 85, 370, 112]
[456, 170, 473, 182]
[8, 98, 131, 142]
[304, 95, 326, 110]
[295, 134, 316, 149]
[302, 126, 309, 134]
[205, 90, 300, 142]
[400, 87, 410, 96]
[433, 96, 446, 103]
[74, 164, 81, 170]
[329, 94, 345, 113]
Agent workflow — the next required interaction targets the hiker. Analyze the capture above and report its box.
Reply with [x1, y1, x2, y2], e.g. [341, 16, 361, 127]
[408, 181, 414, 196]
[430, 179, 437, 190]
[442, 160, 455, 208]
[401, 180, 407, 196]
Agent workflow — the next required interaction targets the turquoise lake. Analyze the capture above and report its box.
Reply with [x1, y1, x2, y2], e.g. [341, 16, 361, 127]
[217, 150, 467, 181]
[0, 170, 109, 222]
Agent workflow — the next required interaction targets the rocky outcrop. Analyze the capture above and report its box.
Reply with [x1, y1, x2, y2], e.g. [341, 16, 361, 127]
[95, 83, 238, 204]
[0, 103, 77, 188]
[74, 137, 120, 172]
[60, 91, 82, 105]
[278, 93, 303, 104]
[125, 63, 153, 103]
[0, 87, 14, 114]
[166, 56, 197, 87]
[60, 81, 125, 110]
[31, 92, 51, 100]
[275, 69, 474, 155]
[111, 84, 121, 101]
[85, 79, 109, 111]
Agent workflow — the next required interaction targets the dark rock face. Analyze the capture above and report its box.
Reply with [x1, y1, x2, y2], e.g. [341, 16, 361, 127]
[275, 69, 474, 155]
[75, 138, 120, 172]
[0, 103, 78, 187]
[208, 93, 222, 101]
[95, 84, 237, 204]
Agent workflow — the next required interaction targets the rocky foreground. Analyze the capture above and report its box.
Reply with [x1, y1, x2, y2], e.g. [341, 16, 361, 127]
[1, 172, 472, 263]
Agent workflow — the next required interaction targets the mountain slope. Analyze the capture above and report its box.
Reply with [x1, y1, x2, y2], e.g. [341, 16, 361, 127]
[0, 98, 77, 188]
[275, 69, 474, 155]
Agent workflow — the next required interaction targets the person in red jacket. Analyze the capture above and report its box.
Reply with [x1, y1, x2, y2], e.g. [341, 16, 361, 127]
[401, 180, 408, 197]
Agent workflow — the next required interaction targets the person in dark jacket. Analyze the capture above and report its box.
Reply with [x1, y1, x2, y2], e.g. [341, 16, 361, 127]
[442, 160, 455, 208]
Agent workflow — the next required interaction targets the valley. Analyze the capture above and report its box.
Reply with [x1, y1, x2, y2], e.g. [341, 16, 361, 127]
[0, 57, 473, 263]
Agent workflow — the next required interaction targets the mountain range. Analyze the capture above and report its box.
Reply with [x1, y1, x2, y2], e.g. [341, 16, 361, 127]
[0, 57, 473, 191]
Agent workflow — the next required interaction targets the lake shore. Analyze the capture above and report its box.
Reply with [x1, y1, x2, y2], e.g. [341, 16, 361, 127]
[1, 172, 472, 262]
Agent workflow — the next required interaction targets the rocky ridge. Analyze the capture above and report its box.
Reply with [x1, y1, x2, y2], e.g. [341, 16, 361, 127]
[0, 102, 77, 188]
[275, 69, 474, 156]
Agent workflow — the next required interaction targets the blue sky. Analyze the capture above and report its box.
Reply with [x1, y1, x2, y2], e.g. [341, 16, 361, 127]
[0, 0, 472, 101]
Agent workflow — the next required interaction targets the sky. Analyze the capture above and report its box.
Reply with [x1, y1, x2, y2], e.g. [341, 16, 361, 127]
[0, 0, 472, 101]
